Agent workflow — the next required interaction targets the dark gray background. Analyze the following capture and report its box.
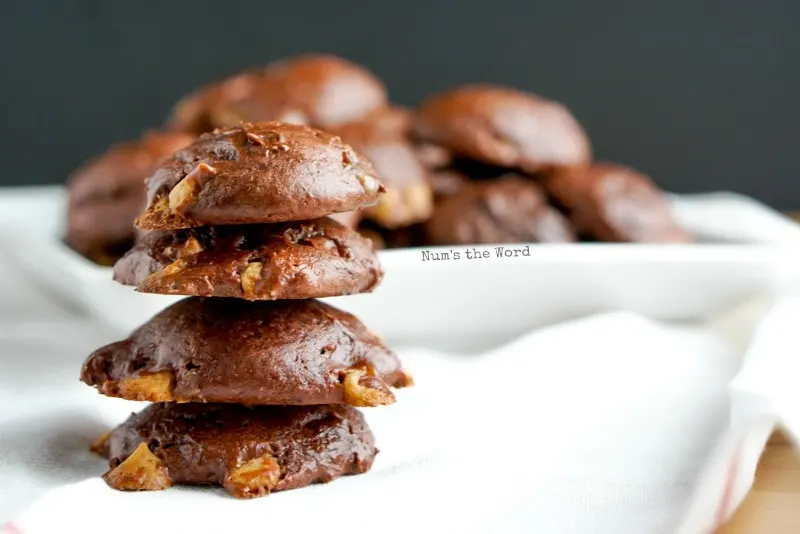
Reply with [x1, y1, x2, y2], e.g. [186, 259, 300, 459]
[2, 0, 798, 208]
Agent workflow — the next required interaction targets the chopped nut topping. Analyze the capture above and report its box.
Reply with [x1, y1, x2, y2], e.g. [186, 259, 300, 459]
[342, 367, 395, 407]
[100, 371, 175, 402]
[104, 442, 173, 491]
[341, 150, 353, 166]
[168, 176, 197, 213]
[224, 453, 281, 498]
[357, 174, 383, 195]
[180, 236, 204, 257]
[145, 258, 189, 285]
[246, 132, 266, 146]
[264, 131, 282, 143]
[240, 262, 263, 299]
[168, 163, 217, 213]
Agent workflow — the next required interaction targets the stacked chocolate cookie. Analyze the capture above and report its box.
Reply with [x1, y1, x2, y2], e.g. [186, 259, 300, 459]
[80, 121, 412, 498]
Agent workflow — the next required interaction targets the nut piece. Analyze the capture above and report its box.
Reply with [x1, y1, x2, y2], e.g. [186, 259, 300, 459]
[144, 258, 188, 287]
[403, 182, 434, 222]
[168, 175, 198, 214]
[104, 442, 173, 491]
[100, 371, 175, 402]
[342, 367, 396, 407]
[240, 262, 263, 299]
[180, 236, 204, 257]
[224, 453, 281, 498]
[167, 162, 216, 214]
[357, 174, 383, 195]
[90, 430, 112, 457]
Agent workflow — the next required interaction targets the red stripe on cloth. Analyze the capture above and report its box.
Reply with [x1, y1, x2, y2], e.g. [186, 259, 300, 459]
[713, 445, 742, 529]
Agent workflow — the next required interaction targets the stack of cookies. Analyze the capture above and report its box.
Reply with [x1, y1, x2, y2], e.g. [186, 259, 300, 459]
[79, 121, 412, 498]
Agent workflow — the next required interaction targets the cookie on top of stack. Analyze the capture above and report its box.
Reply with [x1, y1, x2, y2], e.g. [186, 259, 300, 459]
[413, 85, 691, 244]
[164, 54, 435, 248]
[80, 121, 412, 498]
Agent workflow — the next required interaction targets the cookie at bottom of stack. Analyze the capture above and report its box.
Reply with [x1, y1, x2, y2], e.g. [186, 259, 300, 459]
[93, 403, 376, 498]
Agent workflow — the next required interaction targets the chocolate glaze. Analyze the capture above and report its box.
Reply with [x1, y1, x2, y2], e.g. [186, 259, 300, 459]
[425, 175, 576, 245]
[113, 218, 383, 300]
[334, 118, 433, 229]
[65, 131, 194, 264]
[414, 84, 591, 173]
[81, 297, 411, 406]
[207, 55, 388, 130]
[102, 403, 376, 498]
[135, 122, 385, 230]
[543, 163, 691, 243]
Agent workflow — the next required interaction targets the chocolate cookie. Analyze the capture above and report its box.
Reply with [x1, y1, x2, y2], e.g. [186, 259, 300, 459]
[81, 297, 412, 406]
[544, 163, 691, 243]
[134, 122, 385, 230]
[428, 170, 469, 198]
[95, 403, 376, 498]
[166, 71, 265, 135]
[335, 119, 433, 229]
[425, 175, 576, 245]
[206, 55, 388, 130]
[414, 143, 453, 170]
[65, 131, 195, 265]
[113, 218, 382, 300]
[360, 105, 413, 138]
[414, 84, 591, 173]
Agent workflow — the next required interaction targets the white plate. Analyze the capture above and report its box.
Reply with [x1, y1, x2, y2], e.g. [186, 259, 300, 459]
[1, 186, 799, 351]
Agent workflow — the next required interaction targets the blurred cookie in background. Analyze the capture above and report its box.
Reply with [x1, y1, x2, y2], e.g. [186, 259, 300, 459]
[167, 55, 388, 135]
[424, 175, 576, 245]
[428, 169, 469, 199]
[543, 163, 691, 243]
[414, 84, 591, 174]
[165, 71, 265, 135]
[356, 220, 426, 250]
[335, 115, 433, 230]
[65, 131, 194, 265]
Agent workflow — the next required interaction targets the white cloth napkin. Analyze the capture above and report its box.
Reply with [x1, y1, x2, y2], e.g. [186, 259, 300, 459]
[2, 190, 800, 534]
[1, 291, 795, 534]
